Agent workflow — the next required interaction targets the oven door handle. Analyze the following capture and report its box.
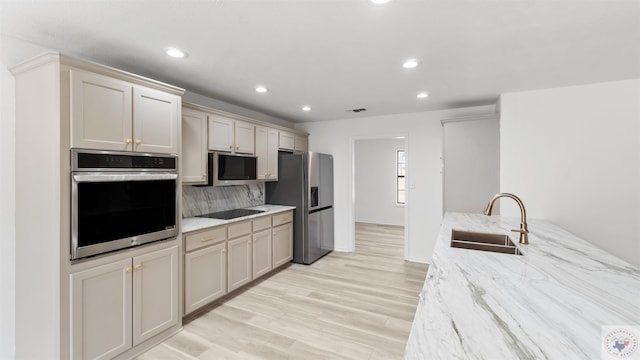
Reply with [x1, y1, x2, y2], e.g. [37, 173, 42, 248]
[72, 173, 178, 182]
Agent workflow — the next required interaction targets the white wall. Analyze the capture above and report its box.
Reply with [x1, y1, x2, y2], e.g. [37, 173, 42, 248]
[0, 61, 16, 360]
[355, 138, 405, 226]
[297, 105, 496, 263]
[500, 79, 640, 267]
[443, 116, 500, 213]
[0, 35, 52, 360]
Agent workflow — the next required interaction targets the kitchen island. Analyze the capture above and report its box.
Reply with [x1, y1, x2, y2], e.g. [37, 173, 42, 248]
[404, 212, 640, 359]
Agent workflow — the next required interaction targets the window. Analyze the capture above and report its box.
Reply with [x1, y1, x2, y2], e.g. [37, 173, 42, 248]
[397, 150, 406, 204]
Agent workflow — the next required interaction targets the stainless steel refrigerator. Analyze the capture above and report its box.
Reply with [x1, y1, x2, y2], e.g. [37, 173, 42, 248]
[266, 152, 334, 264]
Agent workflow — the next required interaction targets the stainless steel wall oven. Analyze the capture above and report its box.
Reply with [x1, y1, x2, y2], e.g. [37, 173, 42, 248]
[71, 149, 179, 260]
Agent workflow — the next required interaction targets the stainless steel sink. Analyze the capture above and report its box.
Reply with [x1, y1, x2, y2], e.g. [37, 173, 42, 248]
[450, 229, 522, 255]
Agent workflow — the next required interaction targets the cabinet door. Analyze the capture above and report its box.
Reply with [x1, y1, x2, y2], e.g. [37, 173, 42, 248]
[227, 235, 252, 291]
[182, 108, 208, 184]
[273, 222, 293, 268]
[132, 246, 179, 346]
[70, 258, 132, 360]
[253, 228, 273, 279]
[255, 126, 269, 180]
[257, 126, 279, 180]
[70, 70, 133, 151]
[234, 120, 255, 154]
[294, 135, 308, 152]
[184, 242, 227, 315]
[279, 131, 295, 150]
[133, 86, 180, 154]
[266, 128, 279, 180]
[208, 114, 234, 152]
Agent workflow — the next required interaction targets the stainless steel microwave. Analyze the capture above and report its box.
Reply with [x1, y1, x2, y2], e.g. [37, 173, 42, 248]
[207, 152, 258, 186]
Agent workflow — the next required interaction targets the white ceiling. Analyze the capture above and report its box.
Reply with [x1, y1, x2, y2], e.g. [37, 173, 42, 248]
[1, 0, 639, 123]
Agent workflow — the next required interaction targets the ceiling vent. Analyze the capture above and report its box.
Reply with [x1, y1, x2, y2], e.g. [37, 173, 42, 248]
[347, 108, 367, 113]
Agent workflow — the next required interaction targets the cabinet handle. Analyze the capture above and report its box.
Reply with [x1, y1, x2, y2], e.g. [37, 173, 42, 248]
[202, 174, 206, 179]
[236, 146, 240, 150]
[135, 139, 142, 145]
[229, 145, 233, 150]
[135, 264, 142, 270]
[125, 267, 132, 273]
[126, 138, 132, 144]
[222, 249, 226, 254]
[247, 240, 251, 245]
[200, 236, 216, 242]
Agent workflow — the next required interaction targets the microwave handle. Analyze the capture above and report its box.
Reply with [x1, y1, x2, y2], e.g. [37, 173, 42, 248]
[73, 173, 178, 183]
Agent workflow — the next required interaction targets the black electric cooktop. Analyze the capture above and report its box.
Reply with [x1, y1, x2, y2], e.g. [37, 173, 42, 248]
[197, 208, 265, 220]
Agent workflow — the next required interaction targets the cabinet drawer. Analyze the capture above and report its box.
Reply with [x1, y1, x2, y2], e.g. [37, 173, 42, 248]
[272, 211, 293, 226]
[228, 221, 252, 239]
[185, 226, 226, 252]
[253, 216, 272, 232]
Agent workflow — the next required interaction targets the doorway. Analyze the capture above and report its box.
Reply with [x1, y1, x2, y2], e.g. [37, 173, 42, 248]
[353, 137, 407, 257]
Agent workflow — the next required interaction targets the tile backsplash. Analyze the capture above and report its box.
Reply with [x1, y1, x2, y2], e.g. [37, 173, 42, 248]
[182, 183, 265, 218]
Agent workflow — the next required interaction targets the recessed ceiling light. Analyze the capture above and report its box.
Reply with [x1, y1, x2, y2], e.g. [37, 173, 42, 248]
[255, 86, 268, 93]
[165, 47, 186, 58]
[403, 59, 421, 69]
[370, 0, 392, 4]
[417, 92, 429, 99]
[302, 106, 311, 112]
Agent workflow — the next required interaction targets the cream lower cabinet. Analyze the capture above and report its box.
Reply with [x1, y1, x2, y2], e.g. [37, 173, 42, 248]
[70, 246, 178, 360]
[182, 211, 293, 316]
[252, 216, 273, 279]
[184, 226, 228, 315]
[227, 221, 253, 292]
[273, 212, 294, 268]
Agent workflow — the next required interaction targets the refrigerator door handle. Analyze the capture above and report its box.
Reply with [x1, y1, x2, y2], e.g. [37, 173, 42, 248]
[309, 205, 332, 214]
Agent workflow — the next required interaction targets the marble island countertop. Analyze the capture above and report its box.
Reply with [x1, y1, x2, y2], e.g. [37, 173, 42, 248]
[404, 212, 640, 359]
[182, 204, 296, 233]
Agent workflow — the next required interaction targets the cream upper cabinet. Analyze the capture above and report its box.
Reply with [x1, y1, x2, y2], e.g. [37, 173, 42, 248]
[207, 114, 255, 154]
[182, 107, 208, 184]
[279, 131, 307, 152]
[255, 125, 279, 181]
[208, 114, 234, 152]
[70, 258, 132, 360]
[279, 131, 295, 151]
[132, 86, 180, 154]
[132, 246, 179, 346]
[70, 69, 179, 154]
[294, 135, 308, 152]
[70, 70, 133, 152]
[234, 120, 255, 154]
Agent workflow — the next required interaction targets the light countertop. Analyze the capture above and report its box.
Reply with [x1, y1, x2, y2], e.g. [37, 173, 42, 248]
[404, 212, 640, 359]
[182, 204, 296, 233]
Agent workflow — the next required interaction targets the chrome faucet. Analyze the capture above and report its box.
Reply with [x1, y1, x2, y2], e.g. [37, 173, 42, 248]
[484, 193, 529, 244]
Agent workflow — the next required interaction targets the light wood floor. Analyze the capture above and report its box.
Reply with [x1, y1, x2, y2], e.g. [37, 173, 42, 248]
[136, 223, 428, 360]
